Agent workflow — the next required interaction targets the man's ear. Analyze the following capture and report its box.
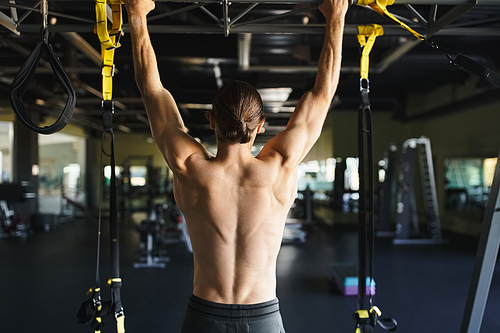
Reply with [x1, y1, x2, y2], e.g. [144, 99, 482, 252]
[256, 119, 265, 134]
[208, 113, 216, 130]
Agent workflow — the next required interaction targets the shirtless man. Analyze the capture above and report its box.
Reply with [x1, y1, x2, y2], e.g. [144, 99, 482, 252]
[125, 0, 348, 331]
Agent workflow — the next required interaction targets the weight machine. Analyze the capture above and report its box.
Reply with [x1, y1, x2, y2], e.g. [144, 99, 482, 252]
[378, 137, 448, 244]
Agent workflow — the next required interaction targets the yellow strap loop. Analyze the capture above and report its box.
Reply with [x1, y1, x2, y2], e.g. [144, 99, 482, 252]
[96, 0, 123, 50]
[355, 309, 370, 319]
[357, 0, 425, 40]
[370, 306, 382, 317]
[107, 278, 122, 285]
[116, 314, 125, 333]
[357, 24, 384, 80]
[96, 0, 123, 101]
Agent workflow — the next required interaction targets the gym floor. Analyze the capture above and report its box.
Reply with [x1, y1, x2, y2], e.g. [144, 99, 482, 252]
[0, 215, 499, 333]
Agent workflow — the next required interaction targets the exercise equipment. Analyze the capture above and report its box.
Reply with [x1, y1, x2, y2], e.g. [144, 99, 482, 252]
[133, 202, 193, 269]
[9, 0, 75, 134]
[120, 155, 156, 215]
[133, 204, 173, 269]
[393, 138, 448, 244]
[354, 0, 500, 88]
[377, 138, 448, 244]
[78, 1, 125, 332]
[354, 23, 397, 333]
[329, 263, 376, 296]
[0, 183, 33, 238]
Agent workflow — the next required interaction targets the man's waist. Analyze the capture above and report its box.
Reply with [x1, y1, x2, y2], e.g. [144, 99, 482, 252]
[188, 294, 280, 319]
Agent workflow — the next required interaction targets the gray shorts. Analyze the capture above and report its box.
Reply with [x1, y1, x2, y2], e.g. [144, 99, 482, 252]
[181, 294, 286, 333]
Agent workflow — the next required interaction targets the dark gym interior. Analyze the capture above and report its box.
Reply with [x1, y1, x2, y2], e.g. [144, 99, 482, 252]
[1, 0, 499, 332]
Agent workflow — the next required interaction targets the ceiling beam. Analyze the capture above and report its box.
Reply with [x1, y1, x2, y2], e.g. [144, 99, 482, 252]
[16, 24, 500, 36]
[59, 32, 102, 67]
[0, 67, 101, 74]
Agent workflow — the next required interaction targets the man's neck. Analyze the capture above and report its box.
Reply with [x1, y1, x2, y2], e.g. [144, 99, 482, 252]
[215, 141, 255, 162]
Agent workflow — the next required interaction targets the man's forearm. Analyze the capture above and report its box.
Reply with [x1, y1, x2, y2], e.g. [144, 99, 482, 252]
[128, 15, 162, 96]
[312, 16, 346, 101]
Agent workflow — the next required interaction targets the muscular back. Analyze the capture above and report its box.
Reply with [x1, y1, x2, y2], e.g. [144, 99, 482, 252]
[127, 0, 346, 307]
[173, 151, 297, 304]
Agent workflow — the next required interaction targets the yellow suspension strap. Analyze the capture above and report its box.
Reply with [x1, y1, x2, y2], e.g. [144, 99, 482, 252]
[354, 25, 397, 333]
[356, 0, 424, 40]
[96, 0, 123, 101]
[358, 24, 383, 83]
[78, 2, 125, 333]
[355, 1, 500, 87]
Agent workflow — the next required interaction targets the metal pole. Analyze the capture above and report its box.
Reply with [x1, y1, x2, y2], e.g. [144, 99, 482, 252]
[16, 24, 500, 36]
[460, 149, 500, 333]
[1, 0, 499, 4]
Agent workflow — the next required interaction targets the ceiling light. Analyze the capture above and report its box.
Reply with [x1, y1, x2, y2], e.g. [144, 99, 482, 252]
[258, 87, 292, 103]
[258, 87, 292, 113]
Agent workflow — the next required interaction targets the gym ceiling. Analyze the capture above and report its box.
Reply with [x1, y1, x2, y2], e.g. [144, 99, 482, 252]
[1, 0, 499, 143]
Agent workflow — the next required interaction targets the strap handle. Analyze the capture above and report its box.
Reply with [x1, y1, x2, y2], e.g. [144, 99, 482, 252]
[355, 22, 398, 333]
[96, 1, 125, 328]
[9, 28, 76, 134]
[354, 307, 398, 332]
[78, 3, 124, 332]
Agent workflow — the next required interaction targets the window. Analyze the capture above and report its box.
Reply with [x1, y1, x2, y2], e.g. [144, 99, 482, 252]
[129, 166, 147, 186]
[444, 157, 497, 211]
[0, 121, 14, 183]
[39, 132, 86, 214]
[344, 157, 359, 191]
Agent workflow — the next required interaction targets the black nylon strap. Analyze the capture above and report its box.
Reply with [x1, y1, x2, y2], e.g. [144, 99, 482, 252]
[78, 102, 123, 331]
[9, 28, 75, 134]
[355, 86, 398, 332]
[77, 295, 105, 330]
[425, 40, 500, 88]
[454, 54, 500, 88]
[358, 87, 374, 311]
[102, 101, 125, 321]
[377, 317, 398, 331]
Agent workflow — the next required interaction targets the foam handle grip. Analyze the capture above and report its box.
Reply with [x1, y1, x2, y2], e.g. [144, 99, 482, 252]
[9, 29, 76, 134]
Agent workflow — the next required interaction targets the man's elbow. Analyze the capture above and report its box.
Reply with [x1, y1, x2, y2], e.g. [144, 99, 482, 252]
[310, 86, 335, 104]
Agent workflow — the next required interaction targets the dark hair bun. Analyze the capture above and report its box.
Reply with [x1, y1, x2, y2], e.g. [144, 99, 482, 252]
[210, 81, 265, 144]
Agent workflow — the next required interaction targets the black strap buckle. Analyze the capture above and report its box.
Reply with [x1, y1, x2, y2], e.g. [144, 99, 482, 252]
[101, 100, 115, 132]
[77, 289, 105, 330]
[354, 307, 398, 332]
[360, 78, 370, 93]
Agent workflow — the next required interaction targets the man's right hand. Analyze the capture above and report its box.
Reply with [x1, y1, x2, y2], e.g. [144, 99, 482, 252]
[124, 0, 155, 19]
[319, 0, 349, 21]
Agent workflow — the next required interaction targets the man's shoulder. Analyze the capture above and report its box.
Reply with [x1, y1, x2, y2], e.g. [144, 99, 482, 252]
[256, 144, 299, 173]
[170, 150, 213, 180]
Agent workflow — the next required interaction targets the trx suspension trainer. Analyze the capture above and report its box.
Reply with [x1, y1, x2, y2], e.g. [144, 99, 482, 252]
[351, 1, 498, 331]
[77, 1, 125, 332]
[354, 0, 500, 88]
[354, 24, 397, 333]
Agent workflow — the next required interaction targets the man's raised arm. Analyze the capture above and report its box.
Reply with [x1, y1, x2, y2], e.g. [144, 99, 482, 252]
[125, 0, 207, 173]
[260, 0, 348, 167]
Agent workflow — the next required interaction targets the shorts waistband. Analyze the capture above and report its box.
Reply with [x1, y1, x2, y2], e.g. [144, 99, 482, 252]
[188, 294, 280, 319]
